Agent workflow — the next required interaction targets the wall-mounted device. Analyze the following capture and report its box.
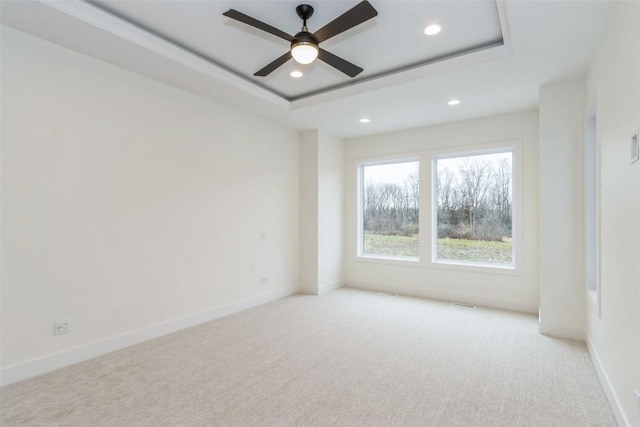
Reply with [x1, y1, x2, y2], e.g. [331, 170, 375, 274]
[631, 129, 639, 164]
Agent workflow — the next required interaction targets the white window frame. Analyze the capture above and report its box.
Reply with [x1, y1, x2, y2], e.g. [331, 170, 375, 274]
[428, 141, 522, 275]
[584, 102, 601, 314]
[354, 140, 523, 275]
[356, 155, 421, 264]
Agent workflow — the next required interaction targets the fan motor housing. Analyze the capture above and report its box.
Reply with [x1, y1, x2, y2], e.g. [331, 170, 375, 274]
[292, 31, 317, 48]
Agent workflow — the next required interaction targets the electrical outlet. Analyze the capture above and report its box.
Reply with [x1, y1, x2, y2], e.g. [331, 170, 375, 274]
[260, 277, 268, 285]
[53, 319, 70, 336]
[635, 389, 640, 418]
[54, 321, 64, 335]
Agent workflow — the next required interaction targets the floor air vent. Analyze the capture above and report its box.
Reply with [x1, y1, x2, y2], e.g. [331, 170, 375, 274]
[378, 292, 398, 297]
[451, 302, 476, 309]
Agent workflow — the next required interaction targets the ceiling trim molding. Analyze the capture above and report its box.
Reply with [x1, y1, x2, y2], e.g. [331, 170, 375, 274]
[40, 0, 289, 109]
[289, 0, 513, 104]
[290, 42, 512, 109]
[496, 1, 513, 50]
[37, 0, 513, 112]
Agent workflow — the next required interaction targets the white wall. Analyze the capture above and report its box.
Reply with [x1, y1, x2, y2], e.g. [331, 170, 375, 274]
[0, 27, 300, 383]
[584, 2, 640, 425]
[299, 130, 344, 295]
[538, 78, 586, 340]
[299, 131, 319, 294]
[317, 133, 344, 293]
[344, 110, 539, 313]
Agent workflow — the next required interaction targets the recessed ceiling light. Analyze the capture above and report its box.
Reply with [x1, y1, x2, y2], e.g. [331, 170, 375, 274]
[448, 99, 461, 106]
[360, 118, 371, 123]
[290, 71, 303, 78]
[424, 24, 441, 36]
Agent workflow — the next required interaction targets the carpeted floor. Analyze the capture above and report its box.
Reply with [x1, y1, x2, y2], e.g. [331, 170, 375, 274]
[1, 288, 615, 426]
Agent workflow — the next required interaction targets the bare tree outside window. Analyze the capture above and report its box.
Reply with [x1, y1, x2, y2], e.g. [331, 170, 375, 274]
[361, 161, 419, 259]
[434, 151, 513, 265]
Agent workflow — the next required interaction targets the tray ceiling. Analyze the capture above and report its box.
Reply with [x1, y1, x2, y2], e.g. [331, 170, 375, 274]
[87, 0, 505, 101]
[1, 1, 610, 138]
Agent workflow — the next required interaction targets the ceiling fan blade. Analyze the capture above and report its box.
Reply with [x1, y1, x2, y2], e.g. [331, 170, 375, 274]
[312, 1, 378, 44]
[223, 9, 294, 42]
[254, 51, 292, 77]
[317, 48, 363, 78]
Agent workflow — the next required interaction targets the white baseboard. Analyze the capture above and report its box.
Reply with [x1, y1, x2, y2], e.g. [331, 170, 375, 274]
[587, 339, 631, 427]
[318, 280, 343, 295]
[0, 286, 298, 387]
[538, 322, 586, 342]
[344, 280, 538, 314]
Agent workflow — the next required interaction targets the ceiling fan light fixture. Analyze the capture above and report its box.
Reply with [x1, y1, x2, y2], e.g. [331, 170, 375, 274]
[224, 1, 377, 77]
[291, 41, 318, 64]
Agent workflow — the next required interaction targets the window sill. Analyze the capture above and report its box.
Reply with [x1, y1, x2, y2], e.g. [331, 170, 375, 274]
[354, 255, 522, 275]
[430, 259, 520, 275]
[356, 255, 421, 268]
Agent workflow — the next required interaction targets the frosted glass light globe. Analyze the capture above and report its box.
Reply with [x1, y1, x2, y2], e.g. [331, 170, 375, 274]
[291, 42, 318, 64]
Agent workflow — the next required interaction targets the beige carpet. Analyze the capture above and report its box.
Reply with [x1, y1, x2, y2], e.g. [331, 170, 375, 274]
[1, 288, 615, 426]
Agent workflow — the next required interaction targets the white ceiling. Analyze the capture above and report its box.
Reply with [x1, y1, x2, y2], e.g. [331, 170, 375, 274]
[88, 0, 504, 100]
[1, 0, 610, 138]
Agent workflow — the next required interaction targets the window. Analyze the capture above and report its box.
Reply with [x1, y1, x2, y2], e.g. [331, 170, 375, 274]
[433, 150, 514, 268]
[359, 160, 419, 260]
[355, 142, 520, 272]
[585, 106, 600, 309]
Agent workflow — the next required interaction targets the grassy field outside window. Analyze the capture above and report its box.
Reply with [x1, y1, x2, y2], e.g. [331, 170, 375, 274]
[364, 233, 512, 263]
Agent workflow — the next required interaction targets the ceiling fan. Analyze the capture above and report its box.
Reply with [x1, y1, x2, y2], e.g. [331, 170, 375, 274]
[222, 1, 378, 78]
